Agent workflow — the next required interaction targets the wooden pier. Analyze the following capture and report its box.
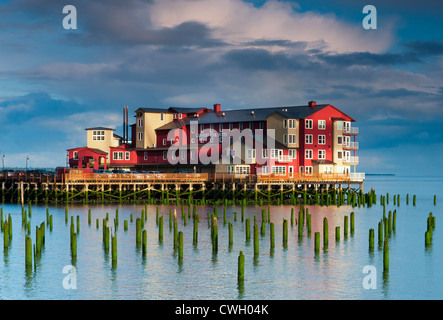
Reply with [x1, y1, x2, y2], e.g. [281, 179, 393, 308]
[0, 171, 365, 205]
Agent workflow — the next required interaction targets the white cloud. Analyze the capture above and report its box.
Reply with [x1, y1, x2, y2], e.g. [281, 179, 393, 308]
[149, 0, 394, 54]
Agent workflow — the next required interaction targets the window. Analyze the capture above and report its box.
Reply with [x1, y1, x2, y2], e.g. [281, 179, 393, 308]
[262, 149, 268, 159]
[261, 166, 269, 174]
[270, 149, 280, 159]
[239, 122, 243, 131]
[305, 119, 313, 129]
[160, 113, 164, 121]
[144, 152, 148, 161]
[190, 150, 196, 160]
[305, 166, 313, 174]
[247, 149, 256, 159]
[113, 152, 123, 160]
[125, 152, 130, 160]
[288, 134, 296, 144]
[178, 113, 182, 119]
[219, 123, 223, 132]
[283, 134, 287, 144]
[272, 166, 286, 174]
[138, 119, 143, 127]
[163, 151, 167, 160]
[305, 149, 313, 159]
[305, 134, 313, 144]
[235, 166, 250, 174]
[163, 138, 166, 146]
[227, 166, 234, 174]
[318, 150, 326, 159]
[318, 135, 326, 144]
[323, 166, 332, 174]
[288, 119, 296, 129]
[336, 121, 342, 130]
[229, 123, 233, 131]
[288, 149, 296, 159]
[73, 151, 78, 160]
[181, 150, 186, 160]
[318, 120, 326, 130]
[283, 119, 287, 128]
[92, 130, 105, 141]
[137, 132, 143, 141]
[337, 151, 343, 159]
[337, 136, 343, 145]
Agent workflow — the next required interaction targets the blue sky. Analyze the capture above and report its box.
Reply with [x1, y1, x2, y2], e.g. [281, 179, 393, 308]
[0, 0, 442, 175]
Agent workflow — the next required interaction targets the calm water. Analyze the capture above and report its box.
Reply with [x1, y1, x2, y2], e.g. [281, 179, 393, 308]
[0, 175, 442, 300]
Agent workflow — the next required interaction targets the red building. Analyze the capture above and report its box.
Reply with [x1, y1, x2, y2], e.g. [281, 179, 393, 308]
[67, 101, 359, 175]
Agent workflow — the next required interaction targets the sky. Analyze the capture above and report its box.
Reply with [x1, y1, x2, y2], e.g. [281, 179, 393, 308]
[0, 0, 442, 175]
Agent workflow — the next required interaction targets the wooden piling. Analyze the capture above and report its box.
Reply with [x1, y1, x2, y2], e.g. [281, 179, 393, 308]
[314, 232, 320, 255]
[238, 251, 245, 283]
[142, 230, 147, 256]
[254, 223, 259, 257]
[270, 222, 275, 249]
[159, 215, 164, 243]
[383, 237, 389, 271]
[178, 231, 183, 260]
[323, 217, 328, 248]
[283, 219, 288, 248]
[369, 228, 374, 251]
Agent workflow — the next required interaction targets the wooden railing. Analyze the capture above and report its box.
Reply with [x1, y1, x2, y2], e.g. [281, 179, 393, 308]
[1, 171, 365, 184]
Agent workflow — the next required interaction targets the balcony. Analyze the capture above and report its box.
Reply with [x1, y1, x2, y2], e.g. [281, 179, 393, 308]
[350, 172, 365, 181]
[276, 155, 292, 162]
[343, 141, 359, 150]
[343, 156, 359, 165]
[343, 127, 359, 135]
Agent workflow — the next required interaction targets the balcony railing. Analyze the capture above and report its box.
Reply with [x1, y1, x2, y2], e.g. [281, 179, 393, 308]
[343, 141, 359, 150]
[276, 155, 292, 162]
[343, 156, 359, 164]
[343, 127, 359, 135]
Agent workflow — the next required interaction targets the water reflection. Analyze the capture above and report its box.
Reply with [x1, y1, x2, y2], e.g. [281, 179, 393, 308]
[1, 176, 443, 299]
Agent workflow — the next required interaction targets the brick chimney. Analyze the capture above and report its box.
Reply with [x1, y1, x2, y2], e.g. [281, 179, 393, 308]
[213, 104, 221, 113]
[308, 101, 317, 108]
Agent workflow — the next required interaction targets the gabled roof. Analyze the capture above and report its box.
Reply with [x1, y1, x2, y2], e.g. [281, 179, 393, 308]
[66, 146, 108, 154]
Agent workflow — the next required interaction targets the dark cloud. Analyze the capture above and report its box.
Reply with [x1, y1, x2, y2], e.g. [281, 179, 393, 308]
[403, 40, 443, 57]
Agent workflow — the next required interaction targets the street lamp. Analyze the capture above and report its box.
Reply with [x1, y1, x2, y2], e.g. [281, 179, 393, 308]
[26, 156, 29, 171]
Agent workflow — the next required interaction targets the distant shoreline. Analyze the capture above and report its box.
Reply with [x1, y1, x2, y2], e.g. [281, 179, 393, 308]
[366, 173, 395, 176]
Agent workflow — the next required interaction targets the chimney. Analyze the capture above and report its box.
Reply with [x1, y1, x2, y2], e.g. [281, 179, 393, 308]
[123, 106, 126, 143]
[126, 106, 129, 144]
[308, 101, 317, 108]
[213, 104, 221, 113]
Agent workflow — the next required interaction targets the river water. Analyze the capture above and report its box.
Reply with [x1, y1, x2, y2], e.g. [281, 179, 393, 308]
[0, 175, 442, 300]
